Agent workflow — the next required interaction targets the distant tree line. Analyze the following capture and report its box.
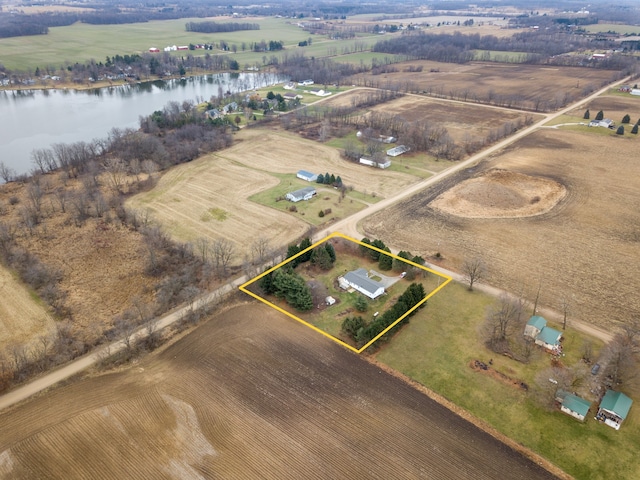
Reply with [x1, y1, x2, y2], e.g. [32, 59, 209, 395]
[372, 30, 617, 64]
[185, 21, 259, 33]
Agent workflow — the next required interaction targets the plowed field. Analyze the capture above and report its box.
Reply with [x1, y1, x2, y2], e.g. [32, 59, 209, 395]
[362, 128, 640, 328]
[0, 303, 558, 480]
[350, 61, 618, 111]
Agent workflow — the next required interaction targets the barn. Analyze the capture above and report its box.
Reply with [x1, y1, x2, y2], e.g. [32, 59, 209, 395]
[296, 170, 318, 182]
[285, 187, 316, 202]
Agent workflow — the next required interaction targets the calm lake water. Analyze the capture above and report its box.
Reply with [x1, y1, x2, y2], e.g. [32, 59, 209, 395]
[0, 72, 286, 176]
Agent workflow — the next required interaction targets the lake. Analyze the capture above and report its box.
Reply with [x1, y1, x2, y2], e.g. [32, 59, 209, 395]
[0, 72, 286, 177]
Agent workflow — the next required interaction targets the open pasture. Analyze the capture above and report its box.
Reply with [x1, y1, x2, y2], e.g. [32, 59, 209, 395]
[350, 61, 619, 111]
[0, 303, 558, 480]
[362, 128, 640, 330]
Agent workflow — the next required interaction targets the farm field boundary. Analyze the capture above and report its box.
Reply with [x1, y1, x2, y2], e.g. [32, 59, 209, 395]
[239, 232, 452, 353]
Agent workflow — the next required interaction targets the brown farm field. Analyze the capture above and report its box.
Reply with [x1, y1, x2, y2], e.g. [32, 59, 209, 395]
[569, 94, 640, 125]
[128, 128, 419, 257]
[362, 127, 640, 329]
[354, 94, 542, 144]
[0, 303, 559, 480]
[350, 61, 620, 111]
[0, 265, 53, 349]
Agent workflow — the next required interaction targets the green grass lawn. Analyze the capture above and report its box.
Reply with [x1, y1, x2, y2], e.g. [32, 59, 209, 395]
[375, 281, 640, 480]
[583, 24, 640, 35]
[472, 50, 532, 63]
[248, 173, 374, 226]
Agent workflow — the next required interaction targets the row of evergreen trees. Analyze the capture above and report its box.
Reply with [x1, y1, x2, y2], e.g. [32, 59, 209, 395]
[360, 237, 425, 274]
[317, 173, 343, 186]
[342, 283, 427, 346]
[258, 239, 337, 311]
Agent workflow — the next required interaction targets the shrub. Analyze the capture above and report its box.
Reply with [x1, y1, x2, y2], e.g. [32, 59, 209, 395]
[318, 210, 325, 217]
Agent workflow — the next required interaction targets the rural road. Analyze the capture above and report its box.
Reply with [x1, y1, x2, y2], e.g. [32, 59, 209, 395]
[0, 76, 626, 413]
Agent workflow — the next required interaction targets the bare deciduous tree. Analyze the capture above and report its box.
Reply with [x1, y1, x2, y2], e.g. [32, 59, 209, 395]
[212, 238, 235, 276]
[0, 161, 15, 183]
[483, 294, 523, 353]
[462, 256, 486, 291]
[251, 236, 271, 265]
[601, 325, 639, 389]
[103, 157, 128, 193]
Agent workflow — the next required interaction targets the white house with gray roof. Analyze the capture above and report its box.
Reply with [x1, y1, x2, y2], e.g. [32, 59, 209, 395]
[341, 268, 385, 299]
[285, 186, 316, 202]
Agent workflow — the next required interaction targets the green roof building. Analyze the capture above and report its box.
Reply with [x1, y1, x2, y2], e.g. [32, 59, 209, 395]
[597, 390, 633, 430]
[560, 394, 591, 422]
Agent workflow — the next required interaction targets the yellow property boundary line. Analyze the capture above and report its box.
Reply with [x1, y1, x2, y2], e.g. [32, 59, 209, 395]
[239, 232, 452, 353]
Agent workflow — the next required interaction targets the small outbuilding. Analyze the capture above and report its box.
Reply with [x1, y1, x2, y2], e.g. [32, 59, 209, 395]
[359, 157, 391, 169]
[387, 145, 410, 157]
[560, 393, 591, 422]
[285, 186, 316, 203]
[597, 390, 633, 430]
[325, 296, 336, 306]
[296, 170, 318, 182]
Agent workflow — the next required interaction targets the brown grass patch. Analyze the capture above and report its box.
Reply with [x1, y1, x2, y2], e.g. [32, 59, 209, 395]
[432, 169, 566, 218]
[0, 266, 53, 348]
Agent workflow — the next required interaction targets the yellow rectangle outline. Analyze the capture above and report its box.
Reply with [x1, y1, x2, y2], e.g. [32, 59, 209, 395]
[239, 232, 452, 354]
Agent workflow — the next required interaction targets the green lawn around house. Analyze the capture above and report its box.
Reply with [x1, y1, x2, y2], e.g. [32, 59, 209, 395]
[248, 173, 373, 226]
[375, 281, 640, 480]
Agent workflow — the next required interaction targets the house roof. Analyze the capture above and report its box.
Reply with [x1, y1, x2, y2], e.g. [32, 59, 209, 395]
[288, 186, 316, 199]
[527, 316, 547, 330]
[562, 394, 591, 417]
[537, 326, 562, 346]
[600, 390, 633, 419]
[344, 268, 384, 296]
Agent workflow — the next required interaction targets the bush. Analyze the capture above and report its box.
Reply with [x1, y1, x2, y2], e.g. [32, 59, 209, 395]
[318, 210, 325, 217]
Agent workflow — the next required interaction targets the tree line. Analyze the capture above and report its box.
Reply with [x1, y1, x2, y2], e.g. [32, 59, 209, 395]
[185, 21, 259, 33]
[342, 282, 426, 347]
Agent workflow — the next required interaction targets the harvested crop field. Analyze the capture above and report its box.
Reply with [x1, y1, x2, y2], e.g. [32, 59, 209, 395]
[128, 128, 418, 257]
[0, 265, 53, 348]
[351, 62, 619, 111]
[362, 128, 640, 329]
[222, 128, 418, 198]
[127, 154, 309, 253]
[569, 94, 640, 124]
[360, 94, 540, 143]
[0, 303, 558, 479]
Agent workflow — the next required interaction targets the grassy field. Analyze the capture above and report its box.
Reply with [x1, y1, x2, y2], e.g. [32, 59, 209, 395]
[584, 24, 640, 35]
[0, 14, 405, 72]
[375, 281, 639, 480]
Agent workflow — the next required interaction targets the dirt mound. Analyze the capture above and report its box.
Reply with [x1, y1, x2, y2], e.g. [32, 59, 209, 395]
[431, 169, 566, 218]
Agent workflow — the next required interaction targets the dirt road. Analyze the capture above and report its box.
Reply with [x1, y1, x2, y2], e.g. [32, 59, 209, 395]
[0, 76, 625, 413]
